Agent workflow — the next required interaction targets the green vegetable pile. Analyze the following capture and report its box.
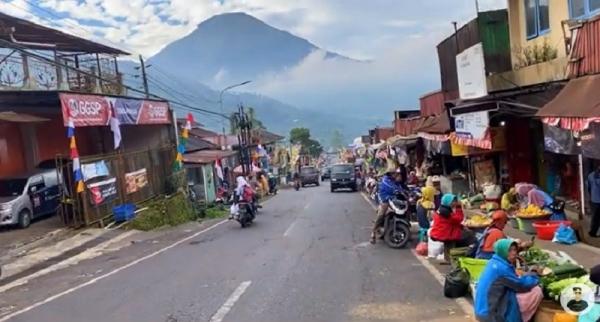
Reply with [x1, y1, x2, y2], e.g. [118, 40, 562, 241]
[521, 247, 549, 264]
[546, 275, 595, 301]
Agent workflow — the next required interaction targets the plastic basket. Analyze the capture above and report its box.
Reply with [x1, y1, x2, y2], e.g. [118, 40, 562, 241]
[532, 220, 572, 240]
[113, 203, 136, 222]
[458, 257, 488, 282]
[518, 215, 550, 235]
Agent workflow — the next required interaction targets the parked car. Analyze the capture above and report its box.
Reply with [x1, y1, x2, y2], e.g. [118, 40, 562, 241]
[320, 167, 331, 181]
[330, 163, 357, 192]
[0, 169, 62, 228]
[300, 166, 320, 187]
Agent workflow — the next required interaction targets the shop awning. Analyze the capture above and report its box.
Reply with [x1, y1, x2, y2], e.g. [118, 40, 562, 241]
[183, 150, 237, 164]
[537, 74, 600, 131]
[414, 112, 451, 134]
[0, 111, 49, 122]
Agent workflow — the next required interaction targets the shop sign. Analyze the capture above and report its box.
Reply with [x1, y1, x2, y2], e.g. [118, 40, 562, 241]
[88, 177, 117, 206]
[60, 93, 170, 127]
[454, 111, 489, 140]
[456, 43, 488, 99]
[125, 168, 148, 194]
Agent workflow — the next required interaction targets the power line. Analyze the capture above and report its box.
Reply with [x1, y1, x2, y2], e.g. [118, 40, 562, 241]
[0, 37, 229, 119]
[149, 65, 218, 104]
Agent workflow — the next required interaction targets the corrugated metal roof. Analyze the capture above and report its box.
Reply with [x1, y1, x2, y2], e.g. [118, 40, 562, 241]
[569, 17, 600, 77]
[183, 150, 237, 164]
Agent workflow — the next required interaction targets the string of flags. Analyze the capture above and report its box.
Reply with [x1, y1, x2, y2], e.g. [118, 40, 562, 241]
[174, 113, 194, 170]
[67, 118, 85, 193]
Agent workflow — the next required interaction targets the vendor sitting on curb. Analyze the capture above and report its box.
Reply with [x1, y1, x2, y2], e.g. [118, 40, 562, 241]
[475, 239, 541, 322]
[475, 211, 533, 260]
[430, 194, 474, 248]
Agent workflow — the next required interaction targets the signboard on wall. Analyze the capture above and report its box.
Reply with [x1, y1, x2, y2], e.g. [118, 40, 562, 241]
[456, 43, 488, 99]
[454, 111, 489, 140]
[60, 93, 170, 127]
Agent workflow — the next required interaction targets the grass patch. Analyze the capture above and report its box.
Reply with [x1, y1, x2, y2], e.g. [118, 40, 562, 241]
[129, 192, 196, 231]
[204, 206, 228, 219]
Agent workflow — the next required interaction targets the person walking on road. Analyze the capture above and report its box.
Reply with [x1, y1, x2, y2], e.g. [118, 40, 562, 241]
[587, 165, 600, 238]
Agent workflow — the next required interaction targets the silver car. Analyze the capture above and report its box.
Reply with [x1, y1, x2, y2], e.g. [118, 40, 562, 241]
[0, 169, 62, 228]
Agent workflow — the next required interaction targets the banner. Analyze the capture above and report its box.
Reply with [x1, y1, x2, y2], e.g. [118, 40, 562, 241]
[125, 168, 148, 194]
[81, 160, 110, 181]
[60, 93, 170, 127]
[88, 177, 117, 206]
[543, 124, 580, 155]
[456, 43, 488, 99]
[581, 123, 600, 160]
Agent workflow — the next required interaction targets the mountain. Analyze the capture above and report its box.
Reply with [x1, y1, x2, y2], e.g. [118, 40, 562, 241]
[119, 12, 382, 144]
[148, 12, 347, 88]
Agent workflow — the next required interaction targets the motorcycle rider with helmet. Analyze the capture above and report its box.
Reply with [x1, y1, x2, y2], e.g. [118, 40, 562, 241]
[370, 168, 406, 244]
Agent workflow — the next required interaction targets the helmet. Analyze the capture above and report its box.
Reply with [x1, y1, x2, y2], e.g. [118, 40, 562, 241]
[491, 210, 508, 223]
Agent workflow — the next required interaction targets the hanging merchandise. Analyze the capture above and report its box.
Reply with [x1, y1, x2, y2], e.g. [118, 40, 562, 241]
[215, 159, 224, 181]
[543, 124, 579, 155]
[67, 118, 85, 193]
[174, 113, 194, 170]
[109, 101, 122, 149]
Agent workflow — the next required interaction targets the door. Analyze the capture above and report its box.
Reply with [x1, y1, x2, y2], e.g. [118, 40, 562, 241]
[506, 119, 536, 185]
[27, 176, 46, 217]
[202, 164, 216, 203]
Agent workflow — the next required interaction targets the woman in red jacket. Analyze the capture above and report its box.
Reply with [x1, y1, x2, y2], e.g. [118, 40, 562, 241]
[430, 193, 474, 247]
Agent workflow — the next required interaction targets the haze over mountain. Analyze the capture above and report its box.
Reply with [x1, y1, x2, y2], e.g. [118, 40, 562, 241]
[121, 12, 393, 142]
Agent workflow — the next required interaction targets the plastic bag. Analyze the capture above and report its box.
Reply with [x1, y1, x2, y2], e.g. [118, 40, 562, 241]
[444, 268, 470, 298]
[553, 224, 578, 245]
[415, 242, 428, 256]
[428, 232, 444, 258]
[230, 203, 239, 216]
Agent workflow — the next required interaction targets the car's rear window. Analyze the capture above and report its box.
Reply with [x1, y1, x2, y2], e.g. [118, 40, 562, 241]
[331, 165, 353, 174]
[301, 167, 317, 174]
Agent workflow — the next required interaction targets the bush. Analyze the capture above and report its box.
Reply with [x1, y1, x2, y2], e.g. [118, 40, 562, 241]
[204, 206, 228, 219]
[128, 192, 197, 231]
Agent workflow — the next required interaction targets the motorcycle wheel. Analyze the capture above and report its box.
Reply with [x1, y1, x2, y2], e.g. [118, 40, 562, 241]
[384, 223, 410, 249]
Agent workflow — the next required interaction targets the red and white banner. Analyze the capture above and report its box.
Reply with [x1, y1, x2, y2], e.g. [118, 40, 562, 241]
[541, 117, 600, 132]
[60, 93, 171, 127]
[449, 131, 492, 150]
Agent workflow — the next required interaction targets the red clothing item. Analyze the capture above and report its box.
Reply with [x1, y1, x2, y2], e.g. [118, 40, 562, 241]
[430, 207, 465, 242]
[481, 227, 506, 253]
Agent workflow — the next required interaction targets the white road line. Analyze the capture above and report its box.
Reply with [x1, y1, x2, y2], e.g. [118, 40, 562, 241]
[209, 281, 252, 322]
[283, 221, 297, 237]
[303, 202, 311, 210]
[359, 192, 475, 318]
[0, 219, 229, 322]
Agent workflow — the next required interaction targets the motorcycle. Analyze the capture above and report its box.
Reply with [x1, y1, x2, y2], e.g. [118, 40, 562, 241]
[294, 178, 301, 191]
[231, 201, 256, 228]
[377, 191, 411, 248]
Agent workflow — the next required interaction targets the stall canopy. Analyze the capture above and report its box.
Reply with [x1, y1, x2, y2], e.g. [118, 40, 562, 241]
[0, 111, 49, 122]
[183, 150, 237, 164]
[538, 74, 600, 131]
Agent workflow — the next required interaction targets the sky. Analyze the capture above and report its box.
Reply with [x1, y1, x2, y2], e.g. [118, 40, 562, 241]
[0, 0, 508, 125]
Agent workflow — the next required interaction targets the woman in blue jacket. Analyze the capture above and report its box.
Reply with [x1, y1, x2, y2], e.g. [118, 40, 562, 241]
[474, 239, 539, 322]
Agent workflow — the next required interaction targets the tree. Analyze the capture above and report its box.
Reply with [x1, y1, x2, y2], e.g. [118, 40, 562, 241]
[330, 129, 344, 150]
[290, 127, 322, 157]
[230, 107, 265, 134]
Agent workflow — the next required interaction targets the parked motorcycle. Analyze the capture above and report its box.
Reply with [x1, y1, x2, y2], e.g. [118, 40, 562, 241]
[377, 191, 411, 248]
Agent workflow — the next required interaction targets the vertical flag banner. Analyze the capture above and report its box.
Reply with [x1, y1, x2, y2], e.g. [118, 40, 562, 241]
[67, 118, 85, 193]
[174, 113, 194, 170]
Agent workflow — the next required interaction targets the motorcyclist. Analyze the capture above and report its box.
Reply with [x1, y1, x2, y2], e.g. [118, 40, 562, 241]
[370, 168, 405, 244]
[293, 172, 301, 190]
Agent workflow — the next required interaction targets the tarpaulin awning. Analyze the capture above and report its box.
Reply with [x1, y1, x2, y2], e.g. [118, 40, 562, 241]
[183, 150, 237, 164]
[386, 134, 418, 147]
[537, 74, 600, 131]
[414, 112, 451, 134]
[0, 111, 49, 122]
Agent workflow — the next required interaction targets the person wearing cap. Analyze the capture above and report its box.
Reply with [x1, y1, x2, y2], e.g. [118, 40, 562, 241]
[429, 193, 473, 247]
[567, 286, 589, 312]
[475, 239, 540, 322]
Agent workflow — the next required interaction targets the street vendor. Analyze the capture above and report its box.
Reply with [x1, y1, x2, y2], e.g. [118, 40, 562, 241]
[501, 188, 518, 212]
[474, 239, 541, 322]
[416, 186, 435, 230]
[527, 187, 553, 208]
[429, 194, 474, 248]
[475, 211, 532, 260]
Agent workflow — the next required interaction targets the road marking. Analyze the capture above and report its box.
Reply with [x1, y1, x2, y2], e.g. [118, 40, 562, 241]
[0, 219, 229, 321]
[303, 202, 311, 210]
[209, 281, 252, 322]
[283, 221, 297, 237]
[359, 192, 474, 318]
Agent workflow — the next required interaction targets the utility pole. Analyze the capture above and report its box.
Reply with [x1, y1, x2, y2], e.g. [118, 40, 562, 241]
[234, 105, 253, 176]
[139, 55, 149, 98]
[475, 0, 479, 14]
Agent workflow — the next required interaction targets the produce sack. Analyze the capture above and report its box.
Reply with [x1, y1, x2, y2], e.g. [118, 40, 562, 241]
[428, 232, 444, 258]
[553, 224, 577, 245]
[415, 241, 428, 256]
[516, 286, 543, 322]
[443, 268, 470, 298]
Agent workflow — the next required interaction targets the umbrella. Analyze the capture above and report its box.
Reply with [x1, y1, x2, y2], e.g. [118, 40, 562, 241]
[233, 164, 262, 174]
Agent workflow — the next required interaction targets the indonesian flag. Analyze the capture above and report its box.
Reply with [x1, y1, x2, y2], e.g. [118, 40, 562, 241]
[215, 158, 224, 180]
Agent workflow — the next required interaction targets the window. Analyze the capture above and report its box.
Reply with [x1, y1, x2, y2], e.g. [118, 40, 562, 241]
[570, 0, 600, 18]
[525, 0, 550, 39]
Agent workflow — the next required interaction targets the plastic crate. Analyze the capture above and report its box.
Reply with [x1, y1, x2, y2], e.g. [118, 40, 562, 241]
[113, 203, 136, 222]
[458, 257, 489, 282]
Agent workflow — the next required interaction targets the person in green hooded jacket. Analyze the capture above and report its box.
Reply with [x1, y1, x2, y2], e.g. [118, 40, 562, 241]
[474, 239, 540, 322]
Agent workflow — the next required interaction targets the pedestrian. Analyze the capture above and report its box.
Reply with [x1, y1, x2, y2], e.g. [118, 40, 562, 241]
[474, 239, 541, 322]
[587, 165, 600, 237]
[416, 186, 435, 230]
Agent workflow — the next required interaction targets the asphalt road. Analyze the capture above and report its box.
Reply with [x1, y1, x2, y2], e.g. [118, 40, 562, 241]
[2, 182, 469, 322]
